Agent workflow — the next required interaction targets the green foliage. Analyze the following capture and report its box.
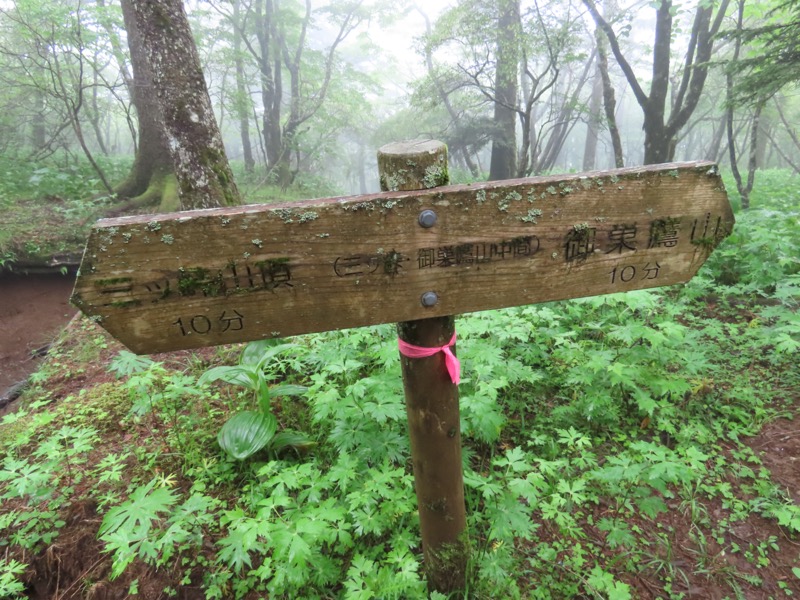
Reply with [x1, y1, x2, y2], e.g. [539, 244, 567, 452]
[413, 0, 588, 176]
[100, 481, 218, 579]
[0, 155, 129, 201]
[216, 411, 277, 460]
[233, 164, 342, 204]
[108, 350, 157, 378]
[0, 154, 131, 268]
[725, 0, 800, 102]
[0, 421, 101, 554]
[0, 557, 27, 598]
[712, 169, 800, 293]
[199, 340, 313, 459]
[98, 478, 179, 578]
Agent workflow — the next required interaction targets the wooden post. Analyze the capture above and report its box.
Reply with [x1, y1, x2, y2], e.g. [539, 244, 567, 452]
[378, 140, 468, 593]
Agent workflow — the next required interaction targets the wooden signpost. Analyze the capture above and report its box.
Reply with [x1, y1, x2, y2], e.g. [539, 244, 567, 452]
[72, 140, 734, 593]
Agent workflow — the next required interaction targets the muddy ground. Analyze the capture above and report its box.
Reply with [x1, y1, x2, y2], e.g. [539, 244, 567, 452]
[0, 273, 76, 396]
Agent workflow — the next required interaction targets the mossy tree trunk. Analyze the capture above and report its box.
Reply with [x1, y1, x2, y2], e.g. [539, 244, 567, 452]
[116, 0, 177, 212]
[128, 0, 241, 210]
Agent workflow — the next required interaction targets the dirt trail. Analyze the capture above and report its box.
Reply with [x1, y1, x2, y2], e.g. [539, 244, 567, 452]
[0, 273, 76, 394]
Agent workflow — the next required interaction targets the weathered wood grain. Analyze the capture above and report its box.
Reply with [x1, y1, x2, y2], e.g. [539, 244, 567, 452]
[71, 161, 733, 353]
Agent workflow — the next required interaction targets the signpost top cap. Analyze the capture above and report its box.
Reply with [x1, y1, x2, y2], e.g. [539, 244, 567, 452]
[377, 139, 449, 192]
[378, 139, 446, 157]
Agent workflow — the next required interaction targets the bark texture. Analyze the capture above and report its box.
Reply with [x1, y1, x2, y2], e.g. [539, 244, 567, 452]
[117, 0, 177, 210]
[130, 0, 240, 209]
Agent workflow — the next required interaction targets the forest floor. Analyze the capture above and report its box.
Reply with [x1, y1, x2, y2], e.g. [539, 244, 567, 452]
[1, 283, 798, 599]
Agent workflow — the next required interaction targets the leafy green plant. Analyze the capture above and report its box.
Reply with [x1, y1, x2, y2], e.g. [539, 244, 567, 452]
[98, 478, 179, 578]
[0, 154, 130, 201]
[97, 477, 220, 582]
[199, 340, 313, 459]
[216, 411, 278, 460]
[108, 350, 157, 378]
[0, 557, 27, 598]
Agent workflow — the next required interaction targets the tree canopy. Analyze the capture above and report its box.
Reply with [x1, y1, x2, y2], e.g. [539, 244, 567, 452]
[728, 0, 800, 103]
[0, 0, 797, 201]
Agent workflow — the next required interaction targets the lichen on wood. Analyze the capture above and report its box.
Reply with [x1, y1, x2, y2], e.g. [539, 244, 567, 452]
[377, 140, 449, 192]
[72, 161, 734, 354]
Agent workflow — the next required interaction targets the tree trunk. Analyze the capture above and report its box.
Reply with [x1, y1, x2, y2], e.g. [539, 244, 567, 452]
[726, 0, 758, 210]
[31, 89, 47, 151]
[489, 0, 519, 180]
[49, 34, 115, 194]
[417, 7, 480, 178]
[642, 0, 673, 163]
[583, 61, 602, 171]
[28, 38, 49, 153]
[773, 97, 800, 173]
[755, 108, 769, 167]
[357, 141, 368, 194]
[535, 53, 594, 174]
[130, 0, 241, 210]
[584, 0, 730, 165]
[705, 114, 727, 162]
[96, 0, 139, 153]
[117, 0, 177, 211]
[233, 0, 255, 173]
[255, 0, 283, 177]
[595, 23, 623, 167]
[88, 58, 110, 156]
[728, 103, 762, 210]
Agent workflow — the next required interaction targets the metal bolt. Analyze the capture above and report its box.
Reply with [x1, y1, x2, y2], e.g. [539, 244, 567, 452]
[421, 291, 439, 307]
[418, 209, 437, 228]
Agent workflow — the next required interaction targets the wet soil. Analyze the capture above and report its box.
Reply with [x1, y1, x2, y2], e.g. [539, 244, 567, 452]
[0, 272, 76, 395]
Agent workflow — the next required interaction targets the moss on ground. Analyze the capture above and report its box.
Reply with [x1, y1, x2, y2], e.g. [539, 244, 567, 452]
[0, 196, 104, 271]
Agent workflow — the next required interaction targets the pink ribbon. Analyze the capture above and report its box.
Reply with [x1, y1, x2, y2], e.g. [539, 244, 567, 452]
[397, 332, 461, 385]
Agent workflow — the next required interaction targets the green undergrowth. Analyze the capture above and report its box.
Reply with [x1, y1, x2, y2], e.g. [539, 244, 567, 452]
[232, 165, 342, 204]
[0, 155, 336, 270]
[0, 170, 799, 598]
[0, 154, 129, 269]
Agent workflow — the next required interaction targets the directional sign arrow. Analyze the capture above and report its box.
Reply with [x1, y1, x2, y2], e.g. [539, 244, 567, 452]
[71, 161, 733, 354]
